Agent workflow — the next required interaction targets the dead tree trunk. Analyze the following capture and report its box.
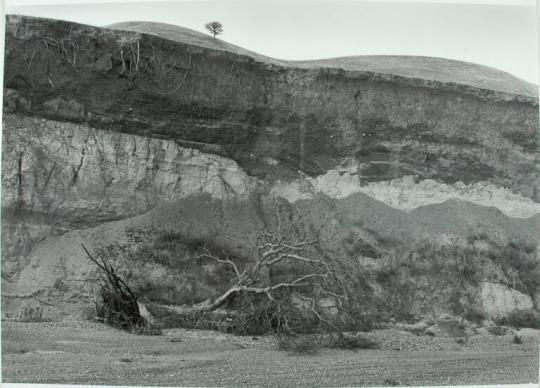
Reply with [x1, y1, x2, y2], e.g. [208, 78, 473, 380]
[82, 244, 146, 331]
[192, 224, 348, 334]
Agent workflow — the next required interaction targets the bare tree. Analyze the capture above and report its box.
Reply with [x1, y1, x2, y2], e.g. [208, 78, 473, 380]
[81, 198, 375, 340]
[82, 244, 146, 331]
[175, 205, 354, 336]
[205, 21, 223, 39]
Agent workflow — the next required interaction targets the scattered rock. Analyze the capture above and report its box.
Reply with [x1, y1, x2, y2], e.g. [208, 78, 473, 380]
[515, 328, 539, 342]
[3, 88, 30, 113]
[43, 96, 85, 121]
[396, 321, 430, 335]
[87, 111, 115, 125]
[476, 327, 490, 336]
[425, 325, 442, 337]
[35, 350, 66, 354]
[424, 316, 467, 338]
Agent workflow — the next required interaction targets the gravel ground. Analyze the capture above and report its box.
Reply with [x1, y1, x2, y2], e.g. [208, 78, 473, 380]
[1, 320, 538, 387]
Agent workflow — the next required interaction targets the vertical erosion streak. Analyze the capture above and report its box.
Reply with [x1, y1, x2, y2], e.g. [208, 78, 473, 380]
[300, 119, 306, 172]
[71, 148, 86, 185]
[17, 152, 23, 200]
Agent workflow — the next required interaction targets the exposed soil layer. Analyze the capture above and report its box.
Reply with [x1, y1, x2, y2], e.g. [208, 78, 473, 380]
[4, 15, 539, 200]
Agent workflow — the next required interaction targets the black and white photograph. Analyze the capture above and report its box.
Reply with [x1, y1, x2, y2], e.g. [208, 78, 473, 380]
[0, 0, 539, 386]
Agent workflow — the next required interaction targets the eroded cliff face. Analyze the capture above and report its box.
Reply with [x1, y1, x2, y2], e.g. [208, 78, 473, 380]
[1, 114, 256, 278]
[4, 15, 539, 199]
[2, 15, 539, 322]
[1, 115, 255, 227]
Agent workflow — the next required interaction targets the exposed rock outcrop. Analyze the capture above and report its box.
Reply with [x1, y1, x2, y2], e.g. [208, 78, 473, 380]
[1, 115, 255, 229]
[480, 282, 534, 321]
[2, 15, 539, 323]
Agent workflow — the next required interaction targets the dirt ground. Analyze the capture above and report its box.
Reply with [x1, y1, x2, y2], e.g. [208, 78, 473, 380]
[1, 321, 538, 387]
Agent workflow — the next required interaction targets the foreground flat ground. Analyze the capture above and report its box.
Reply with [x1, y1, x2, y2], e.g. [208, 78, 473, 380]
[1, 321, 538, 387]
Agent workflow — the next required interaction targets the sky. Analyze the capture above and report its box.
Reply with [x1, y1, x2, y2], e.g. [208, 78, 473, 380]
[3, 0, 540, 84]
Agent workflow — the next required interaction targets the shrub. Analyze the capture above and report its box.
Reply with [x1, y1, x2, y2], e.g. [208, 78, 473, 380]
[53, 279, 69, 292]
[81, 306, 97, 321]
[488, 240, 540, 296]
[463, 307, 486, 325]
[131, 322, 163, 336]
[512, 334, 523, 344]
[331, 333, 380, 350]
[487, 325, 508, 336]
[448, 288, 465, 316]
[277, 333, 294, 351]
[287, 336, 319, 356]
[17, 302, 45, 322]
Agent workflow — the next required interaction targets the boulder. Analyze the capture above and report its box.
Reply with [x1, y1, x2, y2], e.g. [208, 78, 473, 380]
[480, 282, 534, 321]
[3, 88, 30, 113]
[515, 328, 539, 342]
[425, 325, 442, 337]
[425, 315, 466, 337]
[476, 327, 490, 336]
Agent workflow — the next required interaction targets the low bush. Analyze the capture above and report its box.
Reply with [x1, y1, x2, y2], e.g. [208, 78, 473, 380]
[331, 333, 380, 350]
[512, 334, 523, 344]
[17, 303, 45, 322]
[463, 307, 486, 325]
[497, 310, 538, 329]
[286, 336, 320, 356]
[487, 325, 508, 336]
[277, 333, 294, 351]
[81, 306, 97, 321]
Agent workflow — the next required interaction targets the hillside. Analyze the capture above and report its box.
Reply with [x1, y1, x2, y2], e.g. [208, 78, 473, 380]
[109, 21, 538, 98]
[2, 15, 539, 326]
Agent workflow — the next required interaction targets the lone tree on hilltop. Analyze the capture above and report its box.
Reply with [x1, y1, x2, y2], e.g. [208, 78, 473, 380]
[205, 21, 223, 39]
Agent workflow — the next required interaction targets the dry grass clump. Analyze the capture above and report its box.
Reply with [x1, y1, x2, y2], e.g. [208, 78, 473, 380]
[512, 334, 523, 344]
[17, 302, 46, 322]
